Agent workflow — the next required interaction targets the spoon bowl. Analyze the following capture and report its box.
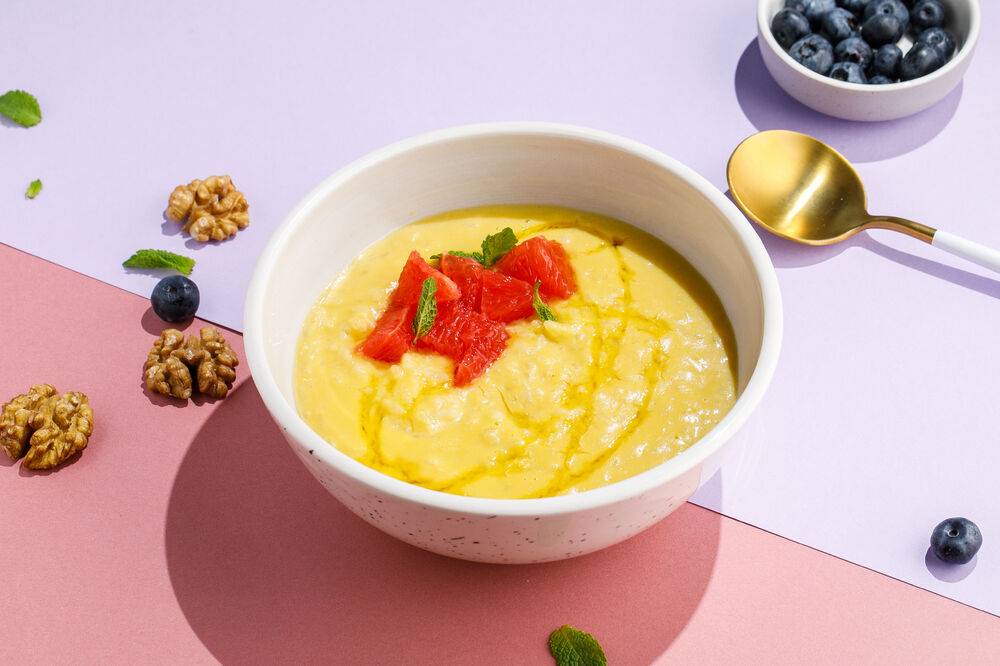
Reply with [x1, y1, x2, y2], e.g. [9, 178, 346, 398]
[727, 130, 933, 245]
[727, 130, 1000, 274]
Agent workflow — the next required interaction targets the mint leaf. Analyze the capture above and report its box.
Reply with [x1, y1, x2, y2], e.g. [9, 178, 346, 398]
[122, 249, 196, 275]
[532, 281, 557, 322]
[25, 179, 42, 199]
[432, 228, 515, 266]
[411, 277, 437, 342]
[0, 90, 42, 127]
[549, 625, 607, 666]
[480, 227, 517, 266]
[431, 250, 483, 263]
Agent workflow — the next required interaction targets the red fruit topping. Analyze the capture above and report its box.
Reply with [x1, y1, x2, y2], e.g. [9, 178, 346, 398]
[455, 322, 508, 386]
[417, 301, 508, 385]
[440, 253, 483, 311]
[358, 251, 459, 363]
[390, 250, 460, 308]
[360, 238, 573, 384]
[494, 236, 576, 300]
[480, 270, 534, 322]
[356, 303, 413, 363]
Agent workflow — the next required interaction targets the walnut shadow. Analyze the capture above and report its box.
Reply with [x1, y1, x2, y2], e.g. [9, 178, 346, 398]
[733, 39, 962, 163]
[164, 382, 722, 665]
[1, 449, 84, 474]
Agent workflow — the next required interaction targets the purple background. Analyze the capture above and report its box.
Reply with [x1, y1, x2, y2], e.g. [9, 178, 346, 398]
[2, 1, 998, 615]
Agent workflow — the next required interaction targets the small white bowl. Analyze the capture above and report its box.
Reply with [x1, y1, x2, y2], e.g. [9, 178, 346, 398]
[757, 0, 980, 121]
[243, 122, 782, 563]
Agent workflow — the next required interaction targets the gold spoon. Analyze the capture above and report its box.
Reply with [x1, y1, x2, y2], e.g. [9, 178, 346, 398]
[727, 130, 1000, 273]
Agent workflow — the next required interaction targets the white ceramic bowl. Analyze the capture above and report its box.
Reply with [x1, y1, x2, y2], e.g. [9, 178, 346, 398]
[244, 122, 782, 563]
[758, 0, 980, 121]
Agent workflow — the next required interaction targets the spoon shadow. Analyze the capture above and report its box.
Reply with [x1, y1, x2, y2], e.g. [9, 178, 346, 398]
[726, 190, 1000, 299]
[733, 40, 962, 163]
[855, 234, 1000, 299]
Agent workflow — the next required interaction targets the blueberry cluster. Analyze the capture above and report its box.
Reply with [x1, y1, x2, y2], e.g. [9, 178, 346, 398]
[771, 0, 956, 85]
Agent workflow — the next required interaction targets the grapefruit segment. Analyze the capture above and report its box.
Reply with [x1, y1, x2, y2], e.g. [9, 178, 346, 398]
[416, 301, 508, 384]
[390, 250, 460, 308]
[440, 253, 484, 311]
[494, 236, 576, 300]
[480, 270, 534, 322]
[356, 303, 413, 363]
[416, 301, 472, 360]
[455, 324, 508, 386]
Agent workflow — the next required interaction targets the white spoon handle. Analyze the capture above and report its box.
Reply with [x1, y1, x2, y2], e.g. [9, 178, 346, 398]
[931, 230, 1000, 274]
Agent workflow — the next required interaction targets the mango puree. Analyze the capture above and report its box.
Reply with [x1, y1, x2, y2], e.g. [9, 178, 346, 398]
[294, 205, 736, 499]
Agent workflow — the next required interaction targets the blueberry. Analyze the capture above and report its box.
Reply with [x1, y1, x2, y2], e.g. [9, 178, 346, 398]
[836, 0, 867, 18]
[151, 275, 200, 322]
[784, 0, 808, 13]
[872, 43, 903, 78]
[829, 61, 868, 83]
[802, 0, 837, 25]
[862, 12, 905, 48]
[931, 517, 982, 565]
[910, 0, 946, 32]
[772, 9, 812, 50]
[834, 36, 873, 71]
[820, 8, 859, 44]
[864, 0, 910, 30]
[899, 41, 946, 80]
[789, 34, 835, 75]
[916, 26, 956, 60]
[869, 74, 896, 84]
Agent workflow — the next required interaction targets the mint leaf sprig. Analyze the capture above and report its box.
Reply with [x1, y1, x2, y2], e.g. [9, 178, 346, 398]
[0, 90, 42, 127]
[480, 227, 517, 265]
[25, 179, 42, 199]
[431, 249, 484, 263]
[412, 278, 438, 342]
[432, 227, 518, 267]
[549, 625, 607, 666]
[532, 281, 557, 322]
[122, 249, 196, 275]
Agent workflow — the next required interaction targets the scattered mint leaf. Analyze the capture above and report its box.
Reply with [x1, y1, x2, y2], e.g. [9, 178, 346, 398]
[532, 281, 557, 322]
[25, 179, 42, 199]
[548, 625, 607, 666]
[122, 249, 196, 275]
[0, 90, 42, 127]
[480, 227, 517, 266]
[411, 277, 438, 342]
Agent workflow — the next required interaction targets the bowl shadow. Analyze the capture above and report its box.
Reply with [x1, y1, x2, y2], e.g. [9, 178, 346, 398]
[164, 382, 723, 665]
[734, 40, 962, 163]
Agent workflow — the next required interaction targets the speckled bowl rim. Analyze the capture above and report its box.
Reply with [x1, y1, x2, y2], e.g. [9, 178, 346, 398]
[244, 121, 783, 517]
[757, 0, 981, 91]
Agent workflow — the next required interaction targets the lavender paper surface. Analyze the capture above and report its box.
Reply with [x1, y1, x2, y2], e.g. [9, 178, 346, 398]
[2, 0, 997, 615]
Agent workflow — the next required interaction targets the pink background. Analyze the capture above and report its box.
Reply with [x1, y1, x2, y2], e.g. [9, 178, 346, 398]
[2, 0, 999, 662]
[1, 247, 996, 664]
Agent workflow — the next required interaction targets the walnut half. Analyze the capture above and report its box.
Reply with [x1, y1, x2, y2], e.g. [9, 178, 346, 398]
[0, 384, 94, 469]
[145, 326, 238, 400]
[165, 175, 249, 242]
